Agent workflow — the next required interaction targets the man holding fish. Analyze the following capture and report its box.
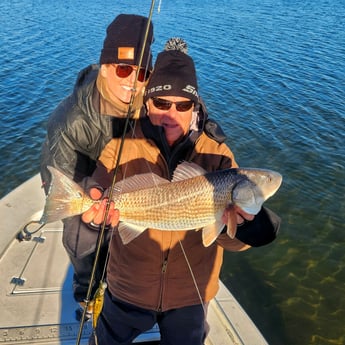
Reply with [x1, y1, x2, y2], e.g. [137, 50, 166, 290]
[74, 41, 282, 344]
[40, 13, 281, 345]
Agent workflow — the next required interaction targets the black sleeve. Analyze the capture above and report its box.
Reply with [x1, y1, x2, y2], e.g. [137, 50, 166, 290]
[40, 92, 100, 194]
[235, 207, 281, 247]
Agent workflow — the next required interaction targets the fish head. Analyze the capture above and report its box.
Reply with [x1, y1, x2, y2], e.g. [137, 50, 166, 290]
[231, 168, 282, 215]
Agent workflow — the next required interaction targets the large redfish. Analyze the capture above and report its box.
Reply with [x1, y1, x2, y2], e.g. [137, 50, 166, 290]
[40, 162, 282, 246]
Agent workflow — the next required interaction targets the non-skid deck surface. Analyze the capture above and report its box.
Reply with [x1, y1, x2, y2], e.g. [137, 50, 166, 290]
[0, 174, 268, 345]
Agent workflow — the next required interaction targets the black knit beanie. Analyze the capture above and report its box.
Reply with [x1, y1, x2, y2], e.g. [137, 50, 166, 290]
[100, 14, 154, 70]
[144, 40, 198, 104]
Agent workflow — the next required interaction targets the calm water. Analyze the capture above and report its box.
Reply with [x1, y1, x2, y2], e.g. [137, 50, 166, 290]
[1, 0, 344, 344]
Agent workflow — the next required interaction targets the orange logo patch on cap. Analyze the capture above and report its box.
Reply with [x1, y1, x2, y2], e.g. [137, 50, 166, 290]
[118, 47, 135, 60]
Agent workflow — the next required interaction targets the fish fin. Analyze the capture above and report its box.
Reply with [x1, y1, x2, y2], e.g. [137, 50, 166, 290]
[172, 161, 207, 182]
[117, 222, 147, 244]
[226, 206, 238, 239]
[40, 166, 91, 224]
[114, 173, 169, 194]
[201, 222, 224, 247]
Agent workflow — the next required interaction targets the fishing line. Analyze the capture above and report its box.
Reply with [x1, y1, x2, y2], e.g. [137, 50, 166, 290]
[176, 234, 207, 317]
[75, 2, 156, 344]
[158, 0, 162, 12]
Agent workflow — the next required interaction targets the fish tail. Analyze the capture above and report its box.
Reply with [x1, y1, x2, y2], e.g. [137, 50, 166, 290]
[40, 166, 91, 224]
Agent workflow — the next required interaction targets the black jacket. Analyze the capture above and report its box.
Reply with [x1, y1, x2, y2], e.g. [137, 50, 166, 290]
[40, 64, 119, 192]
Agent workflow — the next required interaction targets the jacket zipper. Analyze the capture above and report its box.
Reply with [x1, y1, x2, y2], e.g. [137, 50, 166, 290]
[157, 256, 169, 312]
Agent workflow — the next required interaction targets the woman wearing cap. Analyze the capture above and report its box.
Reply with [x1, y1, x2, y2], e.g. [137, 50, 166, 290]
[89, 42, 281, 345]
[40, 14, 154, 307]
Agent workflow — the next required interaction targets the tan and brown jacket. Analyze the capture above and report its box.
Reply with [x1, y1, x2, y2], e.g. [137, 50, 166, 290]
[92, 117, 249, 312]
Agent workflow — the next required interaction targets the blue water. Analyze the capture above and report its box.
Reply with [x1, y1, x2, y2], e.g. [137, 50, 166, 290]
[1, 1, 344, 344]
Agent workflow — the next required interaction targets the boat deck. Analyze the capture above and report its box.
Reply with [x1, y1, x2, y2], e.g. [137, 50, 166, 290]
[0, 174, 268, 345]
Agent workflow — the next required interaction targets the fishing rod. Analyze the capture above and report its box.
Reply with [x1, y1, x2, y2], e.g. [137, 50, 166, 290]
[75, 1, 157, 344]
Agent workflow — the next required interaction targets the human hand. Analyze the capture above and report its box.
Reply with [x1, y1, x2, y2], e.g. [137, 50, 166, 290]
[81, 188, 119, 228]
[221, 205, 255, 239]
[233, 205, 255, 224]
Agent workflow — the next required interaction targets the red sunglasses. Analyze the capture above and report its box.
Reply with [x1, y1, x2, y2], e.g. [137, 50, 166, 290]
[151, 97, 194, 112]
[115, 64, 151, 82]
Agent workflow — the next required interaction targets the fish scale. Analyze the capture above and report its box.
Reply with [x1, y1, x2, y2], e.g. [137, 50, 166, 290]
[115, 174, 231, 230]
